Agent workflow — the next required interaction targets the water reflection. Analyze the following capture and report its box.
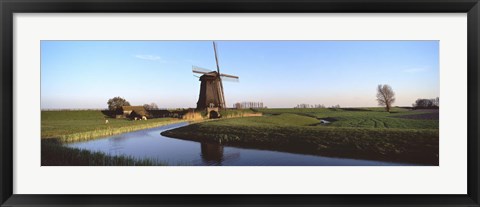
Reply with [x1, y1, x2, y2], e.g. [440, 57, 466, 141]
[200, 142, 224, 165]
[199, 142, 241, 165]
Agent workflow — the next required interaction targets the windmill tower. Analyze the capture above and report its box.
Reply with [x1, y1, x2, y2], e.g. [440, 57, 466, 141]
[193, 42, 239, 111]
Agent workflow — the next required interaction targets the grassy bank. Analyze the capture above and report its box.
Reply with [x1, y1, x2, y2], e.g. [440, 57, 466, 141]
[219, 108, 261, 118]
[42, 139, 167, 166]
[162, 108, 439, 165]
[42, 110, 186, 142]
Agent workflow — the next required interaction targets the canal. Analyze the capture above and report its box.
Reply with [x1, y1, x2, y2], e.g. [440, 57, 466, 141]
[66, 122, 410, 166]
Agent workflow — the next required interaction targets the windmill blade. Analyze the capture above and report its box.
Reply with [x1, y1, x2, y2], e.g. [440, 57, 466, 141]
[220, 76, 239, 82]
[213, 41, 221, 74]
[193, 74, 201, 78]
[220, 73, 239, 79]
[192, 65, 213, 74]
[192, 70, 208, 75]
[218, 75, 226, 108]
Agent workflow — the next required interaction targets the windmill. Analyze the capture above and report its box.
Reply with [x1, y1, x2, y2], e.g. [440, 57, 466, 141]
[193, 42, 239, 110]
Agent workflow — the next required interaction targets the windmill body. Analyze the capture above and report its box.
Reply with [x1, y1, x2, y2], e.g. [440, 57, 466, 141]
[193, 42, 239, 112]
[196, 71, 225, 110]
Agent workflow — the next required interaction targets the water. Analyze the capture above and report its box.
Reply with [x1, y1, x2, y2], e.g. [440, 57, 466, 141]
[66, 123, 410, 166]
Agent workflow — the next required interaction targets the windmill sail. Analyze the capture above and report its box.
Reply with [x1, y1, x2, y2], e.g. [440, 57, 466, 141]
[213, 41, 221, 74]
[192, 66, 213, 74]
[213, 41, 226, 109]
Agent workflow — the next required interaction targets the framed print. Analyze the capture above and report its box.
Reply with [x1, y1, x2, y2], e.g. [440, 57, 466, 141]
[1, 0, 479, 206]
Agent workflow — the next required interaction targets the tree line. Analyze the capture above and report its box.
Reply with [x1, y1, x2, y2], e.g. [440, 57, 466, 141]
[412, 97, 439, 109]
[107, 96, 159, 111]
[233, 102, 265, 109]
[294, 104, 340, 109]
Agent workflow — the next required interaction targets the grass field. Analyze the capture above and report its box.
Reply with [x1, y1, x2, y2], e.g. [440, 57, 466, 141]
[42, 110, 185, 142]
[162, 107, 439, 165]
[257, 107, 438, 129]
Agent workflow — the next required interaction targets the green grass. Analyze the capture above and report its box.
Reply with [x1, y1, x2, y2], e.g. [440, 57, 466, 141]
[162, 108, 439, 165]
[207, 113, 319, 127]
[218, 108, 260, 118]
[257, 107, 438, 129]
[42, 110, 185, 142]
[42, 139, 168, 166]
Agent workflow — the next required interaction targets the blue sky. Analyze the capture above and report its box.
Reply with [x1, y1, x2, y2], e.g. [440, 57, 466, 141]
[41, 41, 439, 109]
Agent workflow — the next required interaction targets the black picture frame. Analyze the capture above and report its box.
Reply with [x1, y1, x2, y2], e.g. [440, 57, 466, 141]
[1, 0, 479, 206]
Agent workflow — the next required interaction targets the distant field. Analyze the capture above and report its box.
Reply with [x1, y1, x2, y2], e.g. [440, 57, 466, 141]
[256, 107, 439, 129]
[42, 110, 182, 141]
[162, 107, 439, 165]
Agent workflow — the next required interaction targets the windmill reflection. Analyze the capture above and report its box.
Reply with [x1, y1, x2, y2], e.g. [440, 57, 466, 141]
[200, 142, 224, 165]
[200, 142, 242, 165]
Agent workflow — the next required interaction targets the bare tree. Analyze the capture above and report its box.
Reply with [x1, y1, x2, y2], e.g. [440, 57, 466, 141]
[376, 84, 395, 112]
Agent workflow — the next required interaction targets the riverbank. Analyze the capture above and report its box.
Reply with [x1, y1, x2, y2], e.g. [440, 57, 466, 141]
[58, 119, 187, 143]
[162, 109, 439, 165]
[42, 110, 187, 142]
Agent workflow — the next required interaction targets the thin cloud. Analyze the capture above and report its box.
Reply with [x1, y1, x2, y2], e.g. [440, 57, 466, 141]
[135, 55, 165, 62]
[402, 67, 427, 73]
